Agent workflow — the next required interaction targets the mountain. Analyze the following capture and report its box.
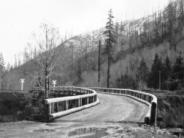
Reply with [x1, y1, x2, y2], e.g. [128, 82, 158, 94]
[2, 0, 184, 91]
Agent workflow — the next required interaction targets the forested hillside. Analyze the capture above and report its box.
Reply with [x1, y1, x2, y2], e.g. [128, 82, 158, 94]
[1, 0, 184, 91]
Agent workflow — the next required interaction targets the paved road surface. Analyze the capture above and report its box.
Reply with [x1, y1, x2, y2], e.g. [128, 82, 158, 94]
[0, 93, 149, 138]
[60, 93, 148, 122]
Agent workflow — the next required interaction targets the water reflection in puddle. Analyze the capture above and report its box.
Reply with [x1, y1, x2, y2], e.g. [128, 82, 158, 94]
[33, 128, 56, 133]
[46, 123, 59, 126]
[68, 127, 108, 138]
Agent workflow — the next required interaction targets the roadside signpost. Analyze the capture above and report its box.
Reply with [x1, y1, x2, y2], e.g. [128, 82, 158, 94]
[52, 80, 57, 89]
[20, 78, 25, 91]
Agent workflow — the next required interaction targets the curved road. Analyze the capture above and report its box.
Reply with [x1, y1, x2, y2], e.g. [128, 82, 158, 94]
[60, 93, 148, 122]
[0, 93, 149, 138]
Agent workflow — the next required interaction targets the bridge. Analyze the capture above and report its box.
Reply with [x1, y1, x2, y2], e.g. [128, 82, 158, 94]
[45, 86, 157, 126]
[0, 86, 158, 137]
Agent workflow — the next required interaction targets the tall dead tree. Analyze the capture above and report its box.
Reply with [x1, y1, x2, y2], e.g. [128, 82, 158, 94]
[166, 1, 177, 50]
[69, 42, 74, 77]
[98, 40, 101, 87]
[178, 0, 184, 31]
[0, 53, 5, 89]
[104, 9, 115, 88]
[35, 24, 59, 98]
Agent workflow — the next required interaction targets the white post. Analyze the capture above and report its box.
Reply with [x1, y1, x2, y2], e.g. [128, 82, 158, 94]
[20, 78, 25, 91]
[52, 80, 57, 90]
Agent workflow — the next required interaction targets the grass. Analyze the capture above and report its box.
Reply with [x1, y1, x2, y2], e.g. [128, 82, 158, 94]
[145, 89, 184, 129]
[0, 92, 32, 122]
[0, 90, 87, 122]
[157, 95, 184, 128]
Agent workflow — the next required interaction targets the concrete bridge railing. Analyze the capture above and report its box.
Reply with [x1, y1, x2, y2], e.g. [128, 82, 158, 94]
[45, 86, 99, 121]
[90, 87, 157, 126]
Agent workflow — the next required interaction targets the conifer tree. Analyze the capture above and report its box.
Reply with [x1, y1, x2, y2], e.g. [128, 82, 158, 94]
[148, 54, 163, 89]
[166, 1, 177, 50]
[172, 54, 184, 81]
[104, 9, 115, 88]
[162, 56, 172, 89]
[178, 0, 184, 30]
[136, 58, 149, 89]
[163, 56, 171, 80]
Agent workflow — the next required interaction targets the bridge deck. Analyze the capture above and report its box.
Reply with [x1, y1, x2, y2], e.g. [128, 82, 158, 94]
[58, 93, 148, 123]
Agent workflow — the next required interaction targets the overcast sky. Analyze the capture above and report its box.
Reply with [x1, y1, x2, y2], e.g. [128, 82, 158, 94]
[0, 0, 169, 65]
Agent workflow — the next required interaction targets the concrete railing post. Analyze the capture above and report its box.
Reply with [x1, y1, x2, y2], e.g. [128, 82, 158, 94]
[150, 102, 157, 126]
[49, 104, 51, 114]
[87, 97, 89, 104]
[44, 100, 52, 122]
[66, 100, 69, 110]
[78, 98, 81, 107]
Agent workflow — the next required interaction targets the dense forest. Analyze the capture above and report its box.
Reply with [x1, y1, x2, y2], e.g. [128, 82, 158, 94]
[0, 0, 184, 92]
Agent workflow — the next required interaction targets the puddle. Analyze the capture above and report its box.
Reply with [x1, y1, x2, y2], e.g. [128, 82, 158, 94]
[68, 127, 108, 138]
[33, 128, 56, 133]
[0, 129, 4, 132]
[46, 123, 60, 126]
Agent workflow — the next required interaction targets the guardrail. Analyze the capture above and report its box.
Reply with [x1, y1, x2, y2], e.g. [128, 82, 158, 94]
[45, 86, 99, 121]
[90, 87, 157, 126]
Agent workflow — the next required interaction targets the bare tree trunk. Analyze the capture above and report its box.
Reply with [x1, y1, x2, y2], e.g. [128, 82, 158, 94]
[45, 66, 48, 99]
[107, 52, 110, 88]
[107, 39, 111, 88]
[45, 26, 48, 99]
[72, 45, 74, 77]
[98, 40, 101, 87]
